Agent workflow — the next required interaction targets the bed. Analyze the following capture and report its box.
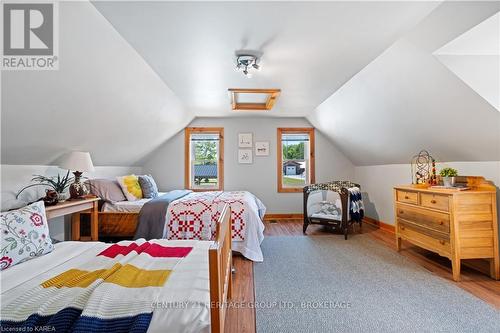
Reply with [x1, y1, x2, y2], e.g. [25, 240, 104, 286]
[1, 205, 233, 333]
[91, 190, 266, 262]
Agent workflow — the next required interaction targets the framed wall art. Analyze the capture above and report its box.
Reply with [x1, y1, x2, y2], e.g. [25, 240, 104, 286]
[255, 141, 270, 156]
[238, 133, 253, 148]
[238, 149, 253, 164]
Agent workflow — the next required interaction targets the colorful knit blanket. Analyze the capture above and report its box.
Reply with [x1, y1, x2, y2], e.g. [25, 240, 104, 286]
[0, 239, 193, 333]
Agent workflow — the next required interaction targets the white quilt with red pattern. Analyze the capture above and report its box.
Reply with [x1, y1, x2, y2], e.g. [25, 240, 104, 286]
[164, 191, 266, 262]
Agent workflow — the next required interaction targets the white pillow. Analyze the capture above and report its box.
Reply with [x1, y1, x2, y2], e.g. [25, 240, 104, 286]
[116, 174, 143, 201]
[0, 201, 54, 270]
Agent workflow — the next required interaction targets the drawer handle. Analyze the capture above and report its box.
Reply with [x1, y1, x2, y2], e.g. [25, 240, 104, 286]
[439, 240, 445, 245]
[399, 210, 404, 214]
[430, 200, 437, 204]
[400, 226, 405, 230]
[404, 196, 409, 199]
[439, 221, 444, 225]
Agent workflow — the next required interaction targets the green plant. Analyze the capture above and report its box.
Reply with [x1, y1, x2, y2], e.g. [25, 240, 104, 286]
[283, 142, 305, 159]
[16, 170, 74, 198]
[439, 167, 458, 178]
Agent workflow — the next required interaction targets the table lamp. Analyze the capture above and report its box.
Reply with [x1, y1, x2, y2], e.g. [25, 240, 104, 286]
[60, 151, 95, 199]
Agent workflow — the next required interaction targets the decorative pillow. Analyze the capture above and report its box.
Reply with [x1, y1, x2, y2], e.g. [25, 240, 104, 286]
[0, 201, 54, 270]
[116, 175, 143, 201]
[87, 178, 127, 203]
[138, 175, 159, 199]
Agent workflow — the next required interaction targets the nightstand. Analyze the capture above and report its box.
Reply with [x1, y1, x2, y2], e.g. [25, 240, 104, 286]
[45, 197, 99, 241]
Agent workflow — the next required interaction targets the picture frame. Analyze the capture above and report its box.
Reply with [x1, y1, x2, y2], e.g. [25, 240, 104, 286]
[238, 149, 253, 164]
[255, 141, 270, 156]
[238, 133, 253, 148]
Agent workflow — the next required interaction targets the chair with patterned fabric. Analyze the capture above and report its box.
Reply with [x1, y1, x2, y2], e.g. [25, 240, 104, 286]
[303, 181, 364, 239]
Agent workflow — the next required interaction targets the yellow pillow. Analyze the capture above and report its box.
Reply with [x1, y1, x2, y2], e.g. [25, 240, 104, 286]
[116, 175, 143, 201]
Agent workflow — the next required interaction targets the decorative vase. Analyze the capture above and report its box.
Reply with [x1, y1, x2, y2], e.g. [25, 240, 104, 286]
[69, 171, 89, 199]
[442, 177, 455, 187]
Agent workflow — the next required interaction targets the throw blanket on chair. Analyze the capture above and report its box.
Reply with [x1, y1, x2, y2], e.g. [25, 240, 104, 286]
[134, 190, 192, 240]
[0, 239, 193, 333]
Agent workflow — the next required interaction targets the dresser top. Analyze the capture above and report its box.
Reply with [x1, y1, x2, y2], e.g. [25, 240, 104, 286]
[394, 184, 496, 194]
[395, 176, 497, 194]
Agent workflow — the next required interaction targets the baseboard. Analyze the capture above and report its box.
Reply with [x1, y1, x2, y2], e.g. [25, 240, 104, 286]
[263, 213, 303, 221]
[362, 216, 395, 234]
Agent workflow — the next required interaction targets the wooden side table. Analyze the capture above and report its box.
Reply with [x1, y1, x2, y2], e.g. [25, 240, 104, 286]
[45, 197, 99, 241]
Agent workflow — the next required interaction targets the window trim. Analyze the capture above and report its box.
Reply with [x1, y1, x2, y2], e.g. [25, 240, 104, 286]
[184, 127, 224, 191]
[277, 127, 315, 193]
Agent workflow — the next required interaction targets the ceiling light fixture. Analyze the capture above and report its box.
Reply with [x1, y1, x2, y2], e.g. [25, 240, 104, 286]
[236, 54, 260, 78]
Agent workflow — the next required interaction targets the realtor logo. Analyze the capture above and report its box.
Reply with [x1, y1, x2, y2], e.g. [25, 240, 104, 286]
[2, 2, 58, 70]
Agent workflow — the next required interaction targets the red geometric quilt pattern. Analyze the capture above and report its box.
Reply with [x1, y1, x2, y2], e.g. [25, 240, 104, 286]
[166, 191, 247, 241]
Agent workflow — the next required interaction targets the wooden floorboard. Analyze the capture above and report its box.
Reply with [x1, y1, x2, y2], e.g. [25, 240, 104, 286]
[224, 220, 500, 332]
[225, 255, 255, 333]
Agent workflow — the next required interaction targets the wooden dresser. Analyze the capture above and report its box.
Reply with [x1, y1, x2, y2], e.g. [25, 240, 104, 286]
[394, 177, 499, 281]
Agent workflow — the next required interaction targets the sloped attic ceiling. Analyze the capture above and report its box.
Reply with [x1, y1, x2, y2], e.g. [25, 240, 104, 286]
[308, 1, 500, 165]
[434, 12, 499, 111]
[2, 1, 498, 167]
[92, 1, 440, 117]
[1, 1, 192, 166]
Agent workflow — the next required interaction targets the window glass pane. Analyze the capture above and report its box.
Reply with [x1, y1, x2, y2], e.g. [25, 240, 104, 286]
[282, 133, 310, 188]
[190, 133, 219, 189]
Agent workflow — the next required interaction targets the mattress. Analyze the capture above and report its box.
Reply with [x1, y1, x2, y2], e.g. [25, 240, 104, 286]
[102, 193, 167, 213]
[0, 240, 212, 333]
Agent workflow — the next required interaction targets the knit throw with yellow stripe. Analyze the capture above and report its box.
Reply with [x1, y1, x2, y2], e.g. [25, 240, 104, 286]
[1, 239, 193, 332]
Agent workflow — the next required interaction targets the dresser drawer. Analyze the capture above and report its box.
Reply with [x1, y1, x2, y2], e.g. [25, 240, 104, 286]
[396, 204, 450, 233]
[420, 193, 450, 212]
[398, 222, 450, 256]
[396, 190, 418, 205]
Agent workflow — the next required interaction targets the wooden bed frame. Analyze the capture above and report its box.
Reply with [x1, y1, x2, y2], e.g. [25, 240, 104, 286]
[79, 201, 139, 239]
[96, 212, 139, 238]
[209, 204, 233, 333]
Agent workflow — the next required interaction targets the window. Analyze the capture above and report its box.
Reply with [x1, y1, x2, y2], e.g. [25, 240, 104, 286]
[277, 128, 315, 192]
[185, 127, 224, 191]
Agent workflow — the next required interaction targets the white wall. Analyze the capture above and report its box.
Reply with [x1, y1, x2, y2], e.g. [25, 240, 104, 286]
[1, 165, 142, 240]
[143, 117, 354, 213]
[354, 161, 500, 225]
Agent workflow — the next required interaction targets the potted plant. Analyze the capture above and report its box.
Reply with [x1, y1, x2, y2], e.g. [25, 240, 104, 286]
[439, 167, 458, 187]
[16, 170, 74, 202]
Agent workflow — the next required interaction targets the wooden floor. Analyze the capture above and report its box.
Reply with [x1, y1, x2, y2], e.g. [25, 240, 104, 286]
[224, 220, 500, 333]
